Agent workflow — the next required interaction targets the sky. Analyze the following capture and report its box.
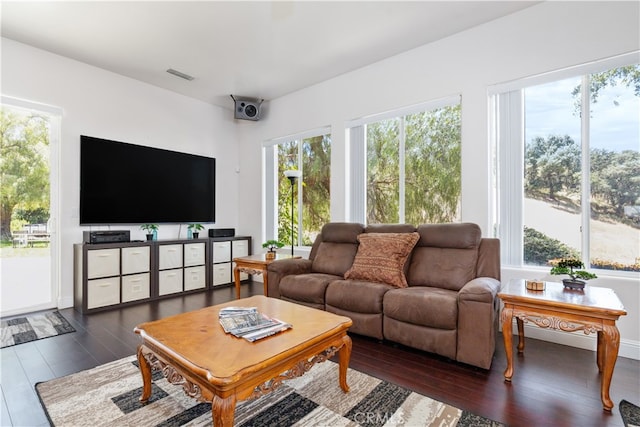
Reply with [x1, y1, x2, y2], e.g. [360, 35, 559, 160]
[524, 75, 639, 153]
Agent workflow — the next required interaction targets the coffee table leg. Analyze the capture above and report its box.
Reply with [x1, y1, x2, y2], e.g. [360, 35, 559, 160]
[597, 330, 605, 372]
[137, 346, 152, 403]
[600, 324, 620, 411]
[212, 394, 236, 427]
[501, 305, 514, 381]
[338, 335, 352, 393]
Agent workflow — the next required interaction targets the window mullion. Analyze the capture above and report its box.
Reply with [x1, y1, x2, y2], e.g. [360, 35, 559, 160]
[399, 117, 406, 223]
[580, 75, 591, 266]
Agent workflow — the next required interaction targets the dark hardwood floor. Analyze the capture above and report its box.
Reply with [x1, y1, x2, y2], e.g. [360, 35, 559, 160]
[1, 282, 638, 427]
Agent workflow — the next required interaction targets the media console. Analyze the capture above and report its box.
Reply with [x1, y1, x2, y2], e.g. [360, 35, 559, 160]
[74, 235, 251, 313]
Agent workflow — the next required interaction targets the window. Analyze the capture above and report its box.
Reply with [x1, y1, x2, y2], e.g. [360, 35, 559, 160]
[492, 55, 640, 273]
[348, 97, 461, 225]
[264, 128, 331, 248]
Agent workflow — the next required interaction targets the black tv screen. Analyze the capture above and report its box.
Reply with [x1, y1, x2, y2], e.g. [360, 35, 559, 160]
[80, 135, 215, 225]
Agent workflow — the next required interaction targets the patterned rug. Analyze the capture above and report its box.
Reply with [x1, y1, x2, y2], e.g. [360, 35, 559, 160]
[1, 310, 75, 348]
[36, 356, 504, 427]
[621, 400, 640, 427]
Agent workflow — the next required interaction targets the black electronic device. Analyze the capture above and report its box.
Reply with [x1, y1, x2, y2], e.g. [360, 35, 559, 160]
[209, 228, 235, 238]
[83, 230, 131, 244]
[80, 135, 215, 225]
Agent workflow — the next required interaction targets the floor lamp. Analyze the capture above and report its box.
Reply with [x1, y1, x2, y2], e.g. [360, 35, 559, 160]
[284, 170, 302, 256]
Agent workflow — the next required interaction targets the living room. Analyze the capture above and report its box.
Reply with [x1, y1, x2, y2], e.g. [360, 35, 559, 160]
[1, 1, 639, 426]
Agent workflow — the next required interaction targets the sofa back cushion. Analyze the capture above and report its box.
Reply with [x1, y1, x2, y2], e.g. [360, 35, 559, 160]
[311, 222, 364, 276]
[344, 232, 420, 288]
[407, 223, 482, 291]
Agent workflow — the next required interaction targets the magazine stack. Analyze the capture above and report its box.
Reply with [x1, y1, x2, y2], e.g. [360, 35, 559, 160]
[218, 307, 292, 342]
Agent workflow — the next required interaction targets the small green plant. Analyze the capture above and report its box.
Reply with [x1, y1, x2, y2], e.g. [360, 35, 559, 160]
[262, 239, 284, 252]
[550, 258, 597, 282]
[187, 223, 204, 232]
[140, 224, 158, 235]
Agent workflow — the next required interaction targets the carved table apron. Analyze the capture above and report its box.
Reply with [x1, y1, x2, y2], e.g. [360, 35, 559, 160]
[134, 295, 352, 426]
[499, 279, 626, 411]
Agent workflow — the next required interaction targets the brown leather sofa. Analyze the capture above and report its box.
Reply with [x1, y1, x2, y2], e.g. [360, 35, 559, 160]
[267, 222, 501, 369]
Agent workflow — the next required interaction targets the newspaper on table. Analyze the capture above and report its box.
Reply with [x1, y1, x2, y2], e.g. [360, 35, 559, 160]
[218, 307, 292, 342]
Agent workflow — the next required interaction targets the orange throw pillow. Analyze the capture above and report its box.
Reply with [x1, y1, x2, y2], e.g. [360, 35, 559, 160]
[344, 232, 420, 288]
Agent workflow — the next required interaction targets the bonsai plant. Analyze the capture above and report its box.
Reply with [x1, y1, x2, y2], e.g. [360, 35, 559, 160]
[262, 239, 284, 259]
[550, 257, 597, 290]
[187, 223, 204, 239]
[140, 224, 158, 241]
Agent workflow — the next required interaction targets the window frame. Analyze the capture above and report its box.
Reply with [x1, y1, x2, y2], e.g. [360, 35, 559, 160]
[490, 52, 640, 276]
[263, 126, 331, 249]
[346, 95, 462, 225]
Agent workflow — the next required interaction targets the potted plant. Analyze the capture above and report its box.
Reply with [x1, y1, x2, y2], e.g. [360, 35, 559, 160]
[262, 240, 284, 260]
[140, 224, 158, 241]
[187, 223, 204, 239]
[550, 257, 597, 290]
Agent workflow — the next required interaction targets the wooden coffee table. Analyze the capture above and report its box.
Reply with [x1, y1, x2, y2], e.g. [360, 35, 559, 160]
[134, 295, 352, 426]
[498, 279, 627, 411]
[233, 253, 301, 299]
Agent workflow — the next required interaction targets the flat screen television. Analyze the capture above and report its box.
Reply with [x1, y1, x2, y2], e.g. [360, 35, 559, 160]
[80, 135, 215, 225]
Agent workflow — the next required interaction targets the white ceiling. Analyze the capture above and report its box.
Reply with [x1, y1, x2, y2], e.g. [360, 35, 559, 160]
[1, 1, 538, 109]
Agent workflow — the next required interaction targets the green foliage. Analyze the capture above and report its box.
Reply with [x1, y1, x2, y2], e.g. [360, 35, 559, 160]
[14, 207, 49, 224]
[550, 257, 598, 281]
[366, 105, 461, 224]
[525, 135, 581, 200]
[262, 240, 284, 251]
[277, 135, 331, 247]
[140, 223, 158, 234]
[187, 223, 204, 231]
[0, 109, 50, 240]
[523, 226, 578, 266]
[590, 149, 640, 216]
[572, 64, 640, 113]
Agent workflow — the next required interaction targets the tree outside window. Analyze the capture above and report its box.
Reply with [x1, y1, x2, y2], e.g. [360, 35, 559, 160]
[276, 134, 331, 247]
[366, 104, 461, 225]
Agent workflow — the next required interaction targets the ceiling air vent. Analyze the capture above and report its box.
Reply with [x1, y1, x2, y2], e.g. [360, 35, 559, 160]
[166, 68, 194, 81]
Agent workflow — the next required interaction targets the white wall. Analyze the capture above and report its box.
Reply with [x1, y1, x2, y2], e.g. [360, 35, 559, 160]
[1, 38, 240, 310]
[236, 2, 640, 358]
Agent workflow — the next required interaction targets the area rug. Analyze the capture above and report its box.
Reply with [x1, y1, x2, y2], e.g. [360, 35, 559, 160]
[36, 356, 504, 427]
[621, 400, 640, 427]
[1, 310, 75, 348]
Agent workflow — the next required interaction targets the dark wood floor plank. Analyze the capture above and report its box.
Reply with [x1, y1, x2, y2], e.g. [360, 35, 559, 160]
[1, 282, 638, 427]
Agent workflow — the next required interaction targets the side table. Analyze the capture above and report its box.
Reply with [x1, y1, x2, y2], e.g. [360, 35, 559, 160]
[233, 253, 301, 299]
[498, 279, 627, 411]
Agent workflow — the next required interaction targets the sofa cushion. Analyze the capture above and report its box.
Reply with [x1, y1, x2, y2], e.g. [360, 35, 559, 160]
[279, 273, 340, 306]
[384, 287, 458, 330]
[407, 223, 481, 291]
[311, 242, 359, 276]
[344, 232, 419, 288]
[325, 279, 393, 314]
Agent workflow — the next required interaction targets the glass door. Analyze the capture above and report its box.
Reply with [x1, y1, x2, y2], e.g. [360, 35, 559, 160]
[0, 100, 60, 316]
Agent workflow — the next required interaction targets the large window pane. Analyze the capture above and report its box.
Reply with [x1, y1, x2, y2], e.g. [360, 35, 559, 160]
[524, 77, 582, 265]
[301, 135, 331, 245]
[405, 105, 461, 224]
[367, 118, 400, 224]
[503, 62, 640, 272]
[588, 67, 640, 270]
[365, 101, 461, 226]
[275, 133, 331, 248]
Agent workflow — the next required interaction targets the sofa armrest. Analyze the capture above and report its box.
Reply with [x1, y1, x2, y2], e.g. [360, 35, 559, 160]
[458, 277, 501, 303]
[266, 258, 313, 298]
[456, 277, 502, 369]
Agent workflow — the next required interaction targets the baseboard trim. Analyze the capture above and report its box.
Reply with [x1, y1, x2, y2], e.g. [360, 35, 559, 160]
[514, 324, 640, 361]
[57, 296, 74, 310]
